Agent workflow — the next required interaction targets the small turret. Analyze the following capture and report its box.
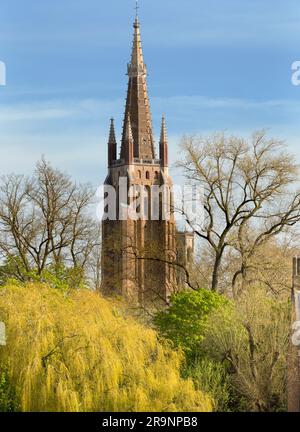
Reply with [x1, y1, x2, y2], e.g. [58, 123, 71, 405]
[108, 118, 117, 167]
[159, 115, 168, 168]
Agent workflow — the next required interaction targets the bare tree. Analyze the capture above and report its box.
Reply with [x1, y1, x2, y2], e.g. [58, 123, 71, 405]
[204, 286, 290, 411]
[178, 131, 300, 293]
[0, 158, 100, 284]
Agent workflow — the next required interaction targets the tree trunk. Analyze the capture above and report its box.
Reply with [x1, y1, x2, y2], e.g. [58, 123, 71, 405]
[211, 251, 223, 291]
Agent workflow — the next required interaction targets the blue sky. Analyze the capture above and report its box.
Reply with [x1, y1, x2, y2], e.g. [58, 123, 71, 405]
[0, 0, 299, 185]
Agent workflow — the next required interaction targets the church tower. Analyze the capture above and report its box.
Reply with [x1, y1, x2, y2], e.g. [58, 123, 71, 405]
[101, 14, 177, 304]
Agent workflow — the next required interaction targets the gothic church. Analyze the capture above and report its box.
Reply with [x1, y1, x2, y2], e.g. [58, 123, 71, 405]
[101, 15, 193, 304]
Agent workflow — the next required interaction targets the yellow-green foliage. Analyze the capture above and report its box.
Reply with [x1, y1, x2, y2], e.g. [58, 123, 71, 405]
[0, 283, 212, 412]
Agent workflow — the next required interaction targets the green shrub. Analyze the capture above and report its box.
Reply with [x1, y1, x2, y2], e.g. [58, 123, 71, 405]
[202, 287, 289, 411]
[154, 289, 228, 358]
[0, 257, 85, 291]
[0, 364, 18, 412]
[184, 358, 232, 412]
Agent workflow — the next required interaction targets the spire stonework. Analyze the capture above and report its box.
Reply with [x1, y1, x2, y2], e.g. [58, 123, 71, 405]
[120, 17, 155, 161]
[124, 114, 134, 164]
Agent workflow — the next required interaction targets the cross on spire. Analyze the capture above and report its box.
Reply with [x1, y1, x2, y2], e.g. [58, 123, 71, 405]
[135, 0, 139, 18]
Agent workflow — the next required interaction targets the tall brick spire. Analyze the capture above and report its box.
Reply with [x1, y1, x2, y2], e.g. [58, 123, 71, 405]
[120, 16, 155, 161]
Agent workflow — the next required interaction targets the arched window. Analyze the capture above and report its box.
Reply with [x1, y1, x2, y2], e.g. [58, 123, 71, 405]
[154, 171, 159, 180]
[145, 171, 150, 180]
[143, 186, 151, 220]
[137, 170, 142, 179]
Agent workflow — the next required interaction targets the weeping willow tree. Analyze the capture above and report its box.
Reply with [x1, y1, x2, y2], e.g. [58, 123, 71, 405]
[0, 283, 212, 412]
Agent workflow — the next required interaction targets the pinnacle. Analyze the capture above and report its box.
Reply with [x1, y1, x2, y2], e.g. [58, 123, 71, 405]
[160, 115, 167, 143]
[108, 118, 117, 144]
[124, 114, 133, 142]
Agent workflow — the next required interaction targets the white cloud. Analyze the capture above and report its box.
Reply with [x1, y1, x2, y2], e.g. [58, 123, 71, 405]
[0, 98, 123, 123]
[0, 95, 298, 124]
[0, 94, 299, 182]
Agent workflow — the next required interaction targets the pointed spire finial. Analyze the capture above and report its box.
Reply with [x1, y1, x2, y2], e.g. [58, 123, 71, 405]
[135, 0, 139, 19]
[108, 117, 117, 167]
[160, 115, 168, 168]
[160, 115, 167, 143]
[109, 117, 116, 144]
[128, 9, 146, 78]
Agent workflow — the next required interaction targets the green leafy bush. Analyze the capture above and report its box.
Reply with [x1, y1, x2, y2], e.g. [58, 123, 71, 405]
[184, 358, 232, 412]
[0, 364, 18, 412]
[154, 289, 228, 358]
[0, 258, 85, 291]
